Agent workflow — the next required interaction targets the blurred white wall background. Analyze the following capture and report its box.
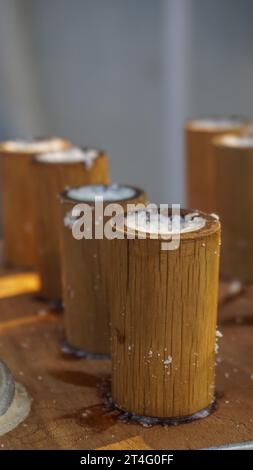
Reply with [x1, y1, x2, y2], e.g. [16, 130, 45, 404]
[0, 0, 253, 208]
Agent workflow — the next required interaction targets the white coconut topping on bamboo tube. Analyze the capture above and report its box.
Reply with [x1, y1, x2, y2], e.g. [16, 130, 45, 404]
[35, 147, 99, 167]
[125, 210, 206, 235]
[67, 184, 137, 202]
[189, 117, 245, 130]
[217, 135, 253, 148]
[1, 138, 67, 153]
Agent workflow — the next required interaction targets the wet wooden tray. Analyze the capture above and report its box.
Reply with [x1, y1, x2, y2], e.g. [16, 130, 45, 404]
[0, 262, 252, 449]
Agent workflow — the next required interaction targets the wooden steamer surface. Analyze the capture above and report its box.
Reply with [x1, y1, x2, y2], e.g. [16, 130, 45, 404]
[0, 138, 70, 268]
[110, 209, 220, 420]
[213, 134, 253, 282]
[59, 184, 147, 357]
[33, 149, 110, 302]
[0, 242, 253, 449]
[185, 117, 249, 213]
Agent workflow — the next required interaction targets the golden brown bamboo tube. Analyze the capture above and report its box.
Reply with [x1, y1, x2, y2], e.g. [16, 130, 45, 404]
[185, 117, 249, 213]
[111, 208, 220, 421]
[213, 134, 253, 282]
[33, 148, 110, 302]
[59, 184, 147, 357]
[0, 138, 70, 268]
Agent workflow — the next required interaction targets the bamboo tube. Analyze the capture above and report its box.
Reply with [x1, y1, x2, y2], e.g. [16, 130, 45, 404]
[0, 138, 70, 268]
[33, 148, 110, 302]
[59, 184, 147, 357]
[185, 117, 249, 213]
[213, 134, 253, 282]
[111, 208, 220, 421]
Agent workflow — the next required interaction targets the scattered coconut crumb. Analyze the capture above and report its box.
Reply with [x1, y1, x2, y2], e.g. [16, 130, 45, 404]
[37, 309, 48, 317]
[225, 372, 230, 379]
[37, 376, 43, 381]
[163, 356, 173, 365]
[215, 329, 223, 355]
[69, 290, 75, 299]
[250, 374, 253, 380]
[227, 280, 242, 296]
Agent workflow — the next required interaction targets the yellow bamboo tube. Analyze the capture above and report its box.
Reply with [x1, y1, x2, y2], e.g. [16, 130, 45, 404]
[0, 138, 70, 268]
[59, 184, 147, 357]
[110, 208, 220, 421]
[213, 134, 253, 281]
[33, 148, 110, 302]
[185, 117, 249, 213]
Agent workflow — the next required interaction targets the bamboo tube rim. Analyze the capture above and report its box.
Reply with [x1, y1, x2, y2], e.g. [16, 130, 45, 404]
[0, 137, 70, 155]
[213, 133, 253, 150]
[111, 208, 220, 241]
[184, 116, 249, 133]
[32, 148, 108, 167]
[60, 184, 146, 205]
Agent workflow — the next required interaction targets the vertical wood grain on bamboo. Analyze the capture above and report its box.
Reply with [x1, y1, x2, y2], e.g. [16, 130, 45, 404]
[33, 153, 110, 301]
[213, 136, 253, 281]
[0, 139, 70, 268]
[59, 187, 147, 356]
[185, 119, 249, 213]
[111, 212, 220, 419]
